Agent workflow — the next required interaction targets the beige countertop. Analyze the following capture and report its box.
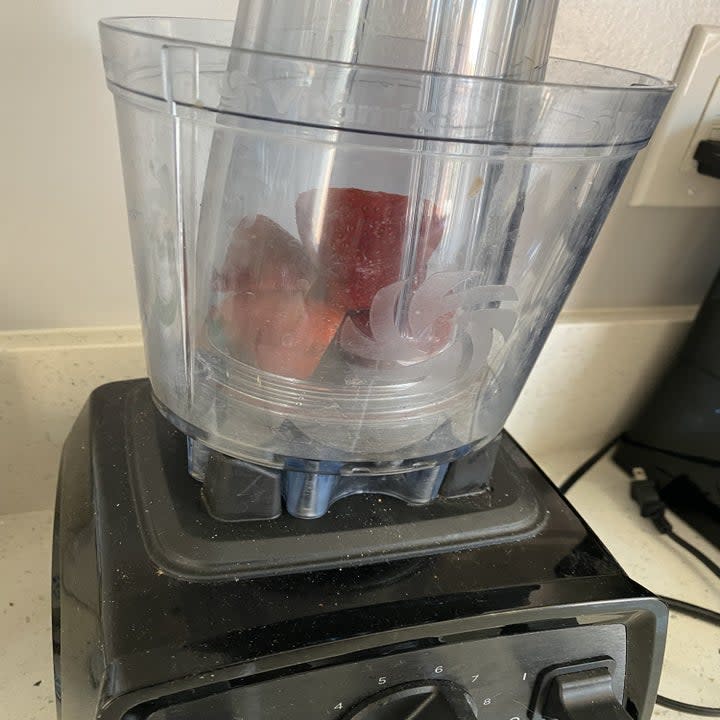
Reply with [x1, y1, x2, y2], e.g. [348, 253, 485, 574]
[0, 509, 54, 720]
[1, 452, 718, 720]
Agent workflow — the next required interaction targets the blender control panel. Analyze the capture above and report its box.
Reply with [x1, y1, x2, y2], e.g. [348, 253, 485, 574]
[144, 624, 626, 719]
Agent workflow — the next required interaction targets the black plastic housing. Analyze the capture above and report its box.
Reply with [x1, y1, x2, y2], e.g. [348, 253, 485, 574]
[53, 380, 667, 720]
[614, 267, 720, 548]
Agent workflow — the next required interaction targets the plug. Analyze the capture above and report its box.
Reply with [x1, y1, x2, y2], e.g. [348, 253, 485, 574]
[694, 139, 720, 179]
[630, 479, 672, 534]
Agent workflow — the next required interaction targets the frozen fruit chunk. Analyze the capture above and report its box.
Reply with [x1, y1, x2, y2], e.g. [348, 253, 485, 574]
[218, 291, 344, 380]
[218, 291, 303, 362]
[216, 214, 315, 293]
[255, 299, 344, 379]
[296, 188, 444, 311]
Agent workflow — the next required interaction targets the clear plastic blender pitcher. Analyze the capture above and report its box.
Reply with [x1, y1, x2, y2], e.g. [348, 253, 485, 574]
[99, 5, 672, 515]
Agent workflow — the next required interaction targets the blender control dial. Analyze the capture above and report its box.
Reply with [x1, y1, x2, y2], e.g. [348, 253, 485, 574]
[342, 680, 477, 719]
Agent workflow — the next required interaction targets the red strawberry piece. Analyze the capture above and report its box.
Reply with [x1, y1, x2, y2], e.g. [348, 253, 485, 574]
[218, 291, 344, 380]
[218, 291, 302, 363]
[296, 189, 444, 311]
[216, 214, 315, 293]
[255, 299, 344, 379]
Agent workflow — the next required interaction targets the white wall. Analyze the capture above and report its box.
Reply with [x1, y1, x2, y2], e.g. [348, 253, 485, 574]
[0, 1, 236, 332]
[553, 0, 720, 309]
[2, 0, 719, 331]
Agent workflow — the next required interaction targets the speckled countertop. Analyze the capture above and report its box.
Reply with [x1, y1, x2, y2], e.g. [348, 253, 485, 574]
[0, 510, 54, 720]
[1, 453, 718, 720]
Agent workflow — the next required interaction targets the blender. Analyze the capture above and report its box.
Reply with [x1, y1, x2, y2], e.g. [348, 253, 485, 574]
[52, 2, 674, 718]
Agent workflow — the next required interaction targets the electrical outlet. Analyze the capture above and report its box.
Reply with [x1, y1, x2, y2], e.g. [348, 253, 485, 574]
[631, 25, 720, 208]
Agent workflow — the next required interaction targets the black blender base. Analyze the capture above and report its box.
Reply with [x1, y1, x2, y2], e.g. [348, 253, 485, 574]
[179, 400, 499, 522]
[54, 380, 668, 720]
[189, 437, 483, 522]
[75, 380, 544, 580]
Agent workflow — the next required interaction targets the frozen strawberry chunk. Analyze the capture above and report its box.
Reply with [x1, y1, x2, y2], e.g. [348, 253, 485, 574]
[218, 291, 344, 380]
[296, 189, 444, 311]
[215, 214, 315, 293]
[212, 215, 339, 379]
[218, 291, 303, 362]
[255, 299, 344, 378]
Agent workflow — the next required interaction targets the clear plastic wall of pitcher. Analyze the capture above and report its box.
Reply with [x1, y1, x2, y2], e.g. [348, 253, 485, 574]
[99, 12, 672, 472]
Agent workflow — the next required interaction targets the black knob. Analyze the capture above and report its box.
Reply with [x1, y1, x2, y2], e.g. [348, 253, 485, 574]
[343, 680, 477, 719]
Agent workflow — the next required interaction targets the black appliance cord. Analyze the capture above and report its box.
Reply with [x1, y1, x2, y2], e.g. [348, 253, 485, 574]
[666, 530, 720, 579]
[657, 595, 720, 625]
[559, 439, 720, 717]
[557, 434, 624, 494]
[656, 694, 720, 718]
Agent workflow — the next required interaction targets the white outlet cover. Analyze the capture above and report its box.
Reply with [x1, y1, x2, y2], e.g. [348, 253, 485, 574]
[631, 25, 720, 208]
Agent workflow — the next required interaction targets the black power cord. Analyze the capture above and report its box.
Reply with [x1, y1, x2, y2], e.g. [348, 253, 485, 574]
[657, 595, 720, 626]
[557, 434, 624, 494]
[630, 479, 720, 581]
[559, 441, 720, 717]
[665, 530, 720, 580]
[629, 478, 720, 716]
[657, 694, 720, 718]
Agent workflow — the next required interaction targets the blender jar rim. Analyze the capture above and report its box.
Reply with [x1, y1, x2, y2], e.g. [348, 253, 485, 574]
[99, 16, 675, 94]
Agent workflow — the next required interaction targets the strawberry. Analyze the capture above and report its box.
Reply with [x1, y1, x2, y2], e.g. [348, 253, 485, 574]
[255, 299, 344, 379]
[215, 214, 315, 293]
[296, 189, 444, 311]
[218, 291, 344, 380]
